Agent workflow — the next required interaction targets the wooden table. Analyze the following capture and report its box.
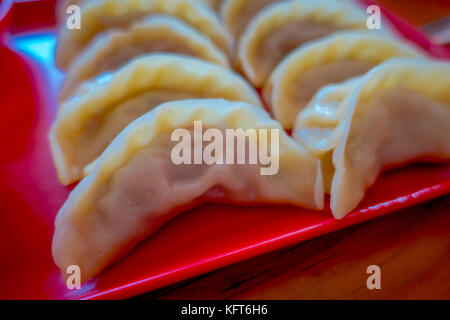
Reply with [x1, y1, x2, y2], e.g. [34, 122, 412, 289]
[139, 196, 450, 300]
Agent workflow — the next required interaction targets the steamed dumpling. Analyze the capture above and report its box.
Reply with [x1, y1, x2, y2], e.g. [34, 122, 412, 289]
[50, 54, 262, 185]
[294, 58, 450, 219]
[238, 0, 368, 87]
[52, 99, 324, 283]
[221, 0, 279, 41]
[265, 31, 423, 129]
[56, 0, 232, 70]
[60, 15, 230, 101]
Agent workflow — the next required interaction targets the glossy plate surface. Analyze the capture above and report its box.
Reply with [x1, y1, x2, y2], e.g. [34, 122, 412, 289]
[0, 0, 449, 299]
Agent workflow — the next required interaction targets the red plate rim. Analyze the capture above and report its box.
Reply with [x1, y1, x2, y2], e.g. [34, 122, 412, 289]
[0, 0, 13, 35]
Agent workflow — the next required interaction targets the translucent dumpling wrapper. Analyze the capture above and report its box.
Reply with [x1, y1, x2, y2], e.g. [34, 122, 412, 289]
[56, 0, 232, 70]
[293, 77, 362, 192]
[52, 99, 324, 283]
[59, 15, 230, 102]
[238, 0, 368, 87]
[296, 78, 361, 139]
[296, 58, 450, 219]
[50, 54, 262, 185]
[221, 0, 279, 42]
[264, 31, 423, 129]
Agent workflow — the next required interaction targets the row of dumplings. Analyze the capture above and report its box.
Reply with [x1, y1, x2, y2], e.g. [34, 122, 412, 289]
[50, 0, 450, 282]
[56, 0, 374, 101]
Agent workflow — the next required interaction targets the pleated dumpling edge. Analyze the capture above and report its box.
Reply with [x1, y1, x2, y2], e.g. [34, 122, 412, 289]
[265, 30, 424, 129]
[59, 15, 231, 102]
[238, 0, 368, 87]
[56, 0, 233, 70]
[50, 54, 262, 185]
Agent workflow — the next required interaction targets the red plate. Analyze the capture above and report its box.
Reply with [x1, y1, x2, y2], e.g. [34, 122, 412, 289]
[0, 0, 449, 300]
